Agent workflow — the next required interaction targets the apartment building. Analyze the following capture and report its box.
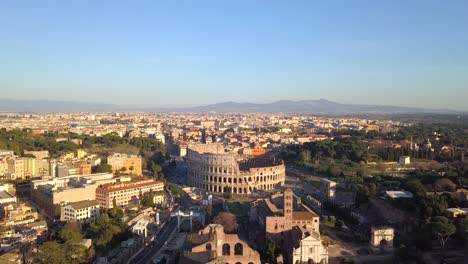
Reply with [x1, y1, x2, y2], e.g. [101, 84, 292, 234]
[7, 158, 24, 180]
[107, 153, 143, 176]
[96, 179, 164, 209]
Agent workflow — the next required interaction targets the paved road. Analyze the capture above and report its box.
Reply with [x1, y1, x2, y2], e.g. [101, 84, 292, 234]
[130, 218, 178, 264]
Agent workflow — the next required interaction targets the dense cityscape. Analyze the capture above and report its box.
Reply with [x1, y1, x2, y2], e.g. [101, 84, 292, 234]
[2, 1, 468, 264]
[0, 111, 466, 264]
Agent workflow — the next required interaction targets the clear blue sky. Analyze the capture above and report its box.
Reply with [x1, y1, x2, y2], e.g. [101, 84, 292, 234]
[1, 0, 467, 110]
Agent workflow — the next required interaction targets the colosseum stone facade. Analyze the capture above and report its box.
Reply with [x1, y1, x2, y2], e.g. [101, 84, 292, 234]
[187, 144, 285, 194]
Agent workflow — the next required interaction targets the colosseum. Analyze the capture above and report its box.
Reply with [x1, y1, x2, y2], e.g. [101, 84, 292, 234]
[187, 143, 285, 194]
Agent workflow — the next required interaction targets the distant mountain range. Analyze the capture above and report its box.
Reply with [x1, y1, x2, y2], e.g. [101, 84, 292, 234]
[0, 98, 461, 114]
[0, 98, 120, 112]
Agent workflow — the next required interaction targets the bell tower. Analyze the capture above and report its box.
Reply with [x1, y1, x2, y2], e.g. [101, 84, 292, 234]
[284, 188, 293, 230]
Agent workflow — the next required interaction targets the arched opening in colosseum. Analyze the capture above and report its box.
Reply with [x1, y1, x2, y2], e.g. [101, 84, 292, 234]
[239, 178, 242, 184]
[248, 177, 252, 182]
[214, 176, 217, 183]
[223, 177, 226, 183]
[222, 244, 230, 255]
[244, 188, 247, 193]
[233, 178, 237, 184]
[234, 243, 243, 255]
[233, 187, 237, 193]
[228, 178, 232, 184]
[223, 187, 228, 193]
[238, 188, 242, 194]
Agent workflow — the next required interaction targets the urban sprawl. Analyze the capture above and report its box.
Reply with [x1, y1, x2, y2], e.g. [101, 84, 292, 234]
[0, 112, 467, 264]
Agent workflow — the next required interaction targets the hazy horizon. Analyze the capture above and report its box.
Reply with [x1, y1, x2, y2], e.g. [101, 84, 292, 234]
[1, 1, 468, 110]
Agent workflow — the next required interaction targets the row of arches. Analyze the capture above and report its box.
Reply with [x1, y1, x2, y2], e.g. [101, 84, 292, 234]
[207, 174, 282, 184]
[191, 180, 279, 194]
[222, 243, 244, 256]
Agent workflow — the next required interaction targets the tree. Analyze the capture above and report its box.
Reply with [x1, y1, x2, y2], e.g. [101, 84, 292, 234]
[96, 164, 112, 173]
[213, 212, 238, 233]
[433, 178, 456, 192]
[19, 242, 33, 264]
[33, 241, 67, 264]
[89, 213, 115, 247]
[406, 179, 426, 195]
[54, 204, 61, 219]
[262, 238, 277, 264]
[58, 227, 83, 244]
[140, 193, 155, 208]
[152, 162, 163, 179]
[299, 150, 311, 164]
[432, 216, 456, 247]
[109, 208, 125, 220]
[457, 217, 468, 233]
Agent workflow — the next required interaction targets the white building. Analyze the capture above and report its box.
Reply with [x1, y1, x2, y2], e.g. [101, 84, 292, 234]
[153, 192, 165, 205]
[399, 156, 411, 165]
[371, 227, 394, 248]
[292, 231, 329, 264]
[60, 200, 101, 222]
[155, 133, 165, 144]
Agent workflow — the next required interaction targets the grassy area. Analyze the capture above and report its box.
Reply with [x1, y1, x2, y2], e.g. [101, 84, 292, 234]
[87, 144, 140, 156]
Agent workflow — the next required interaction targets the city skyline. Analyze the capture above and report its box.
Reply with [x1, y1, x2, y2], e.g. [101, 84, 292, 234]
[1, 1, 468, 110]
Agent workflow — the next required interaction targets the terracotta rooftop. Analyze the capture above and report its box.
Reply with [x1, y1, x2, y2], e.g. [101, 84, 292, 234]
[293, 211, 318, 220]
[96, 179, 163, 193]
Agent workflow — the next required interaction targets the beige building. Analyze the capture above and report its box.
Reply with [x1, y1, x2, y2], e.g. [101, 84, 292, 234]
[107, 153, 143, 176]
[187, 143, 285, 194]
[180, 224, 261, 264]
[250, 189, 328, 264]
[0, 158, 8, 179]
[251, 189, 320, 236]
[7, 158, 24, 180]
[96, 179, 164, 209]
[61, 200, 100, 222]
[0, 203, 39, 227]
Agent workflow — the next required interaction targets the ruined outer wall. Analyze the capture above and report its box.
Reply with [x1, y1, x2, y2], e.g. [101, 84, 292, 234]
[187, 144, 285, 194]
